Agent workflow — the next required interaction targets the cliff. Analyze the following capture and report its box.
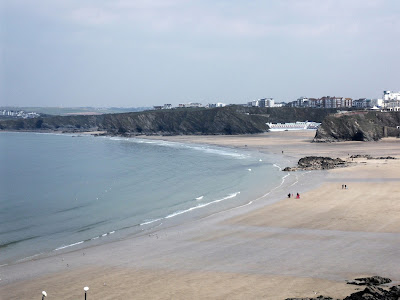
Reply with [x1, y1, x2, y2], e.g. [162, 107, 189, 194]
[0, 107, 267, 135]
[314, 111, 400, 142]
[0, 106, 336, 136]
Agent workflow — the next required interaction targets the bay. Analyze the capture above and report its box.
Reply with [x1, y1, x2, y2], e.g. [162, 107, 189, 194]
[0, 132, 283, 264]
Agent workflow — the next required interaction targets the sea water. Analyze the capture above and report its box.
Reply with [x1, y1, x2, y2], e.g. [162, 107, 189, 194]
[0, 132, 285, 264]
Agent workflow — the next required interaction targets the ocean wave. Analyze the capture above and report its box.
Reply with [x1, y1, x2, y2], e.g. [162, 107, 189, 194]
[138, 192, 241, 227]
[165, 192, 240, 219]
[289, 174, 299, 187]
[55, 230, 116, 251]
[126, 138, 249, 159]
[140, 218, 163, 226]
[55, 241, 84, 251]
[15, 253, 42, 263]
[273, 163, 282, 171]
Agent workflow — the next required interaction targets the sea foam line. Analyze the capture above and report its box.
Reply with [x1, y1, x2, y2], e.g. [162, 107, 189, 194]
[54, 230, 116, 252]
[165, 192, 240, 219]
[140, 218, 163, 226]
[55, 241, 84, 251]
[15, 253, 42, 263]
[139, 192, 241, 226]
[125, 138, 249, 159]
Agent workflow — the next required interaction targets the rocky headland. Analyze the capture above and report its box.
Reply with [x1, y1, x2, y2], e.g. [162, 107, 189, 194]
[0, 106, 336, 136]
[2, 106, 399, 143]
[314, 111, 400, 142]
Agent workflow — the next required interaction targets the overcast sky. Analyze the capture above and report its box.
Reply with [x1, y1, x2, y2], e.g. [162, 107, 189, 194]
[2, 0, 400, 107]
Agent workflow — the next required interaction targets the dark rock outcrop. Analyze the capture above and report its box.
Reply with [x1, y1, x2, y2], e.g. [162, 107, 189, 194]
[314, 111, 400, 142]
[350, 155, 397, 160]
[347, 276, 392, 286]
[285, 277, 399, 300]
[286, 297, 335, 300]
[283, 156, 347, 171]
[343, 285, 400, 300]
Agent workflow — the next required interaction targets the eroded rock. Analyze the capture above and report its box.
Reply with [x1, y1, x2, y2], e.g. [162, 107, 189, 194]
[283, 156, 348, 171]
[347, 276, 392, 286]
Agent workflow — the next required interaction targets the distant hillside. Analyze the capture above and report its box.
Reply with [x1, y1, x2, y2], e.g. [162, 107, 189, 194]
[0, 106, 150, 116]
[314, 111, 400, 142]
[0, 106, 338, 136]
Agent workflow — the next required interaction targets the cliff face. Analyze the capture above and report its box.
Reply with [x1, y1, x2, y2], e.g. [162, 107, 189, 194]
[0, 106, 337, 136]
[0, 107, 269, 135]
[314, 111, 400, 142]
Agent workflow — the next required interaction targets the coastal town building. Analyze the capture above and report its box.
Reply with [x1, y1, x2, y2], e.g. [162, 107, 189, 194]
[0, 110, 40, 119]
[206, 102, 226, 108]
[352, 98, 383, 109]
[178, 102, 203, 108]
[149, 90, 398, 111]
[288, 96, 353, 109]
[383, 91, 400, 101]
[248, 98, 275, 107]
[383, 91, 400, 111]
[153, 104, 173, 110]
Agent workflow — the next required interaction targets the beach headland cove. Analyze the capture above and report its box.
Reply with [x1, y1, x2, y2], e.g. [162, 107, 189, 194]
[1, 131, 400, 299]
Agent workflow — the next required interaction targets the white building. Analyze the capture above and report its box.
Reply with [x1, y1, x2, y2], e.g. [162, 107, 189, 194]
[296, 97, 309, 107]
[371, 98, 383, 108]
[162, 104, 173, 109]
[383, 91, 400, 101]
[265, 98, 275, 107]
[383, 91, 400, 111]
[207, 102, 226, 108]
[178, 102, 203, 108]
[249, 98, 275, 107]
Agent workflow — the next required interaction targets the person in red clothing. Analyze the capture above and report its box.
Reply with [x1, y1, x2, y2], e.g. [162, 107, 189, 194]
[296, 193, 300, 199]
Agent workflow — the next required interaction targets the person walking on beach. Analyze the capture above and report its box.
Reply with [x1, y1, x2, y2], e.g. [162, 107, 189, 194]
[288, 193, 291, 198]
[296, 193, 300, 199]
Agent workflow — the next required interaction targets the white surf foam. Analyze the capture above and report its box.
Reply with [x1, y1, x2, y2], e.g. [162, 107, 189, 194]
[140, 218, 163, 226]
[55, 241, 84, 251]
[165, 192, 240, 219]
[128, 138, 249, 159]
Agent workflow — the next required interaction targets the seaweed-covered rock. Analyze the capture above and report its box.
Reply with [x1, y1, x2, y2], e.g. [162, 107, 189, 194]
[297, 156, 347, 170]
[347, 276, 392, 286]
[286, 297, 334, 300]
[343, 285, 400, 299]
[283, 156, 348, 172]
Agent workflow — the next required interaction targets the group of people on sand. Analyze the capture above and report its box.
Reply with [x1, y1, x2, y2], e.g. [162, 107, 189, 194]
[341, 184, 348, 189]
[288, 193, 300, 199]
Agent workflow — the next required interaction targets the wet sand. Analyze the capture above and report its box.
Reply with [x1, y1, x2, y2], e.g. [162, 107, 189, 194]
[1, 131, 400, 299]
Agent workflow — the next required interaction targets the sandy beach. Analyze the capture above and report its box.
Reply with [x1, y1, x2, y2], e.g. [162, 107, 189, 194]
[1, 131, 400, 299]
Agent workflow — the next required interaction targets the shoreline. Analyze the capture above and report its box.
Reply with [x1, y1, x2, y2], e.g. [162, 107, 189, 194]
[1, 131, 400, 299]
[0, 132, 313, 266]
[0, 132, 303, 265]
